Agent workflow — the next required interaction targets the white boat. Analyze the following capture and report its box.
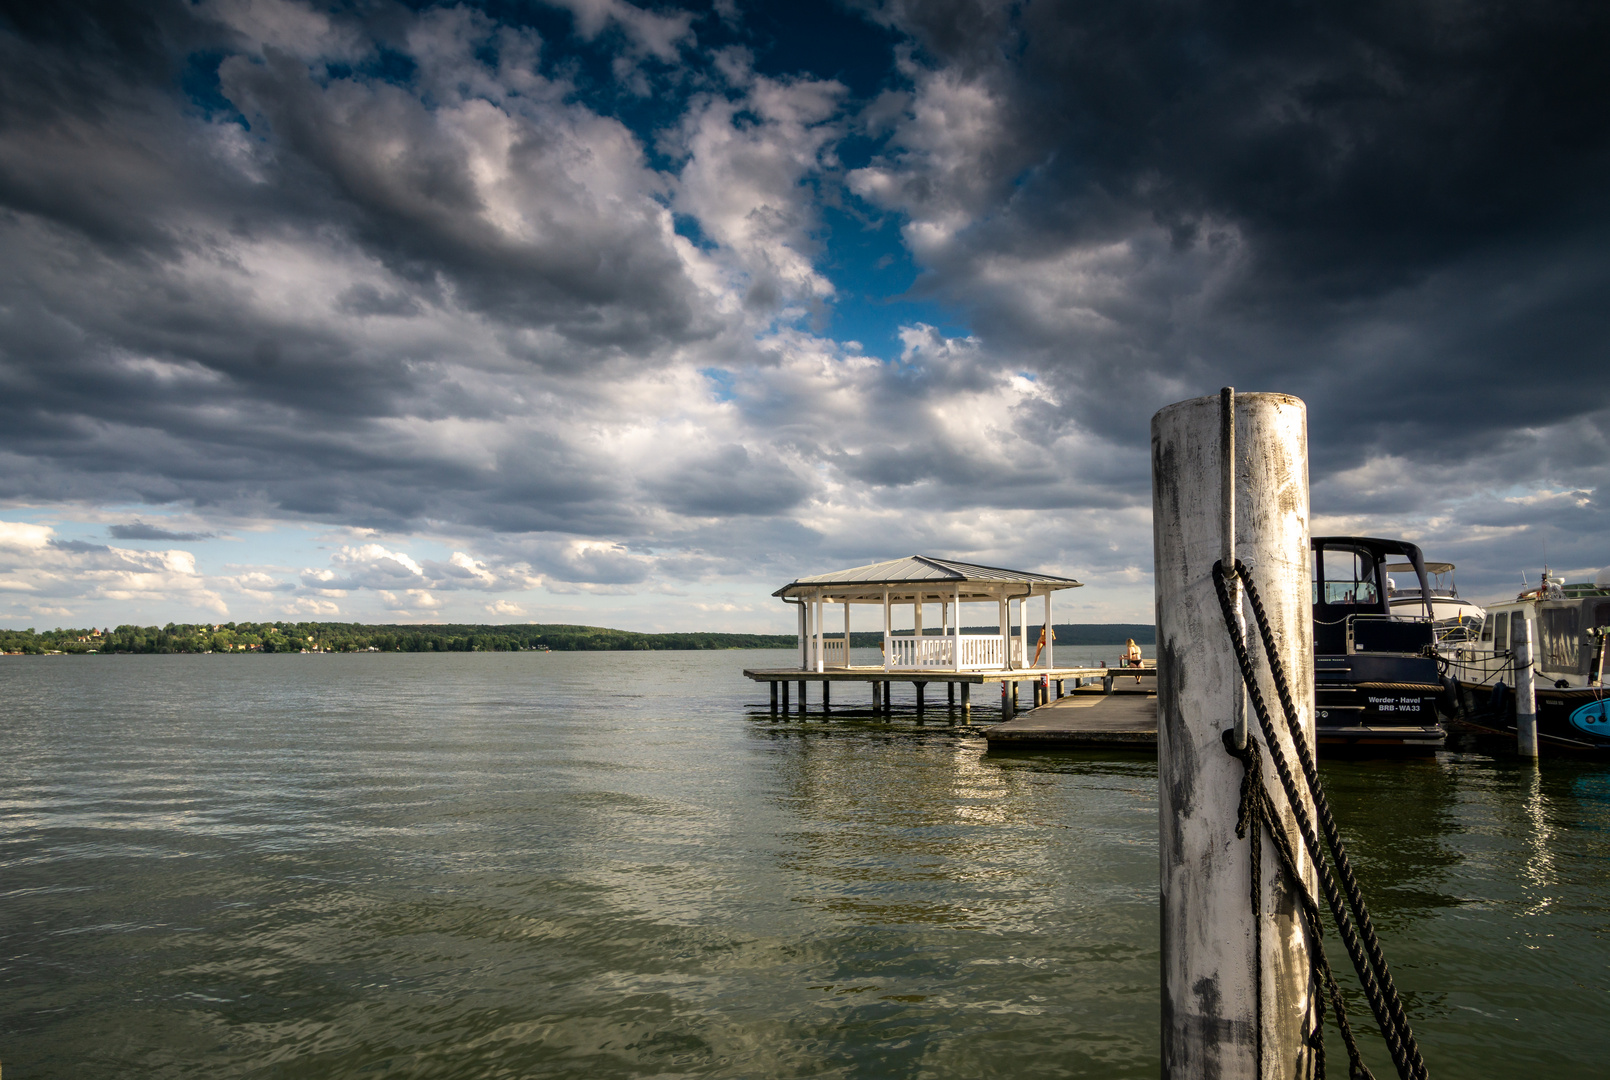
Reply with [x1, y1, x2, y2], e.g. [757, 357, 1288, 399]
[1384, 560, 1486, 643]
[1444, 566, 1610, 753]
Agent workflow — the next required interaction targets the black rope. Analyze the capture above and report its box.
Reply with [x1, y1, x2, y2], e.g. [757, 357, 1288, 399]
[1224, 730, 1375, 1080]
[1235, 561, 1427, 1080]
[1212, 559, 1429, 1080]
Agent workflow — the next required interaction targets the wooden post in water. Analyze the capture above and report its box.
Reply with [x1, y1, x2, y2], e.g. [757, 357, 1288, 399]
[915, 681, 926, 719]
[822, 681, 831, 715]
[797, 680, 806, 715]
[1513, 616, 1539, 758]
[770, 681, 778, 714]
[961, 682, 971, 722]
[1154, 391, 1316, 1079]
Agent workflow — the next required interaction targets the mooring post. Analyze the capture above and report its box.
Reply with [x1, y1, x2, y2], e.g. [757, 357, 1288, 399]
[961, 682, 971, 722]
[781, 679, 790, 714]
[797, 680, 807, 715]
[1513, 616, 1539, 758]
[770, 681, 778, 714]
[1001, 681, 1012, 720]
[948, 682, 956, 709]
[915, 681, 926, 719]
[1154, 391, 1316, 1079]
[822, 680, 831, 715]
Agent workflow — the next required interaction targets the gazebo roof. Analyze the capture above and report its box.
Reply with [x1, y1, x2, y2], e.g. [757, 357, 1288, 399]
[773, 555, 1082, 601]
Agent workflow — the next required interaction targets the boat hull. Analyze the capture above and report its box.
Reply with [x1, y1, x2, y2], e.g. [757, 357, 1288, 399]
[1451, 680, 1610, 754]
[1315, 654, 1445, 754]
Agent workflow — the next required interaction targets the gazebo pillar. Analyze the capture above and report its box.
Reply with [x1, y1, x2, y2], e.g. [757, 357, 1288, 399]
[998, 596, 1009, 669]
[842, 598, 850, 667]
[813, 592, 824, 673]
[915, 597, 923, 661]
[797, 601, 807, 669]
[953, 585, 962, 672]
[1019, 598, 1028, 671]
[1044, 591, 1053, 668]
[882, 588, 891, 672]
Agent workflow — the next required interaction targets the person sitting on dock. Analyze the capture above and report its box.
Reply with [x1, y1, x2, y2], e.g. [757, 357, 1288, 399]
[1032, 624, 1055, 666]
[1124, 638, 1143, 683]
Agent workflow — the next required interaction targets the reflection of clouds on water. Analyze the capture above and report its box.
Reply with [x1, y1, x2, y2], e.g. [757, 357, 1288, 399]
[761, 728, 1157, 935]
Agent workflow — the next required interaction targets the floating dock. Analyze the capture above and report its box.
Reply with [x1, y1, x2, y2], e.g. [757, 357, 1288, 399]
[985, 683, 1158, 749]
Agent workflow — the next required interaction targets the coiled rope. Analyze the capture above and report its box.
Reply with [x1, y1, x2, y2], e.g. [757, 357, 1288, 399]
[1213, 558, 1429, 1080]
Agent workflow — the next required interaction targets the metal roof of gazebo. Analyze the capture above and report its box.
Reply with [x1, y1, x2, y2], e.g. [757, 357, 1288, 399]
[773, 555, 1082, 602]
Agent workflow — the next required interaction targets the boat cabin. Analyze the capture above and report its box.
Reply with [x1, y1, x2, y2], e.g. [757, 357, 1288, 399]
[1467, 570, 1610, 688]
[1311, 536, 1444, 751]
[1385, 560, 1486, 642]
[772, 555, 1082, 673]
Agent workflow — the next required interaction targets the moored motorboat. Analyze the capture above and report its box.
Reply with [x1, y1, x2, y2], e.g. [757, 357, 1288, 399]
[1311, 536, 1447, 754]
[1385, 560, 1486, 644]
[1444, 567, 1610, 753]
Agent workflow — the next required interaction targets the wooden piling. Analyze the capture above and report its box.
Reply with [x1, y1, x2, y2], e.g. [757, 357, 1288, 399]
[915, 681, 926, 719]
[770, 681, 778, 714]
[797, 680, 806, 714]
[1514, 616, 1539, 757]
[1154, 391, 1316, 1078]
[962, 682, 971, 722]
[822, 680, 831, 715]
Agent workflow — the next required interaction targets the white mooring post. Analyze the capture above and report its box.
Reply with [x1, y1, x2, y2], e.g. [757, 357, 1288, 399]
[1513, 616, 1539, 758]
[1154, 392, 1317, 1079]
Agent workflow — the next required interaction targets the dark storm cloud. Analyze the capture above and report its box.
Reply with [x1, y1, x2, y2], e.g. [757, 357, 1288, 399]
[0, 0, 740, 542]
[831, 0, 1610, 597]
[3, 0, 1607, 625]
[110, 522, 215, 541]
[855, 0, 1610, 435]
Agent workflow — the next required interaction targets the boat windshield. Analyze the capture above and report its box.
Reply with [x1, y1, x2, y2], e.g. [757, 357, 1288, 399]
[1319, 546, 1379, 605]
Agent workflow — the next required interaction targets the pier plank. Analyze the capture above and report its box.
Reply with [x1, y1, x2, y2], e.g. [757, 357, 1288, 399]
[985, 692, 1157, 749]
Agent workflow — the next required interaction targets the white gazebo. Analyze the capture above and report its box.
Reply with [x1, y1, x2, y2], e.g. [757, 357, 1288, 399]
[773, 555, 1083, 673]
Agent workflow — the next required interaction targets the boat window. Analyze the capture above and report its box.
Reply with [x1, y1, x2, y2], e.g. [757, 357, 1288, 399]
[1479, 616, 1494, 643]
[1538, 606, 1582, 671]
[1596, 602, 1610, 628]
[1320, 547, 1378, 605]
[1492, 611, 1509, 651]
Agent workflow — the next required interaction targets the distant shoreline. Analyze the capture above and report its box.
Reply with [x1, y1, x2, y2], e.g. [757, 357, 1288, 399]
[1, 621, 1156, 656]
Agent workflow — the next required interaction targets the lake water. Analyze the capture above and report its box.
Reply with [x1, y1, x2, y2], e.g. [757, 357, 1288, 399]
[2, 650, 1607, 1078]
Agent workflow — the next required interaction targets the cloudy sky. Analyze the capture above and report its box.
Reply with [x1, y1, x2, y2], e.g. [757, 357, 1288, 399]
[1, 0, 1607, 632]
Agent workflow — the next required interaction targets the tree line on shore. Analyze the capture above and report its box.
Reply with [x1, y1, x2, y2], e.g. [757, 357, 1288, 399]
[0, 622, 798, 655]
[1, 621, 1156, 656]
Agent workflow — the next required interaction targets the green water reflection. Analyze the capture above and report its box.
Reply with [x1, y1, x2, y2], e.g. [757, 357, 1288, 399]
[0, 651, 1606, 1078]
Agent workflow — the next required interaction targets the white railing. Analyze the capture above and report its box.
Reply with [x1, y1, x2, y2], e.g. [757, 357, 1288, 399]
[818, 637, 848, 668]
[885, 634, 1015, 670]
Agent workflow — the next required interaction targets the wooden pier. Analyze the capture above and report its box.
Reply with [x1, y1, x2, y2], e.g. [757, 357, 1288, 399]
[743, 663, 1154, 724]
[985, 682, 1157, 749]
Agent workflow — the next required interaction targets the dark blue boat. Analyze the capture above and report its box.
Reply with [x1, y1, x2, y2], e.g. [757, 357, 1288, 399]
[1312, 536, 1446, 754]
